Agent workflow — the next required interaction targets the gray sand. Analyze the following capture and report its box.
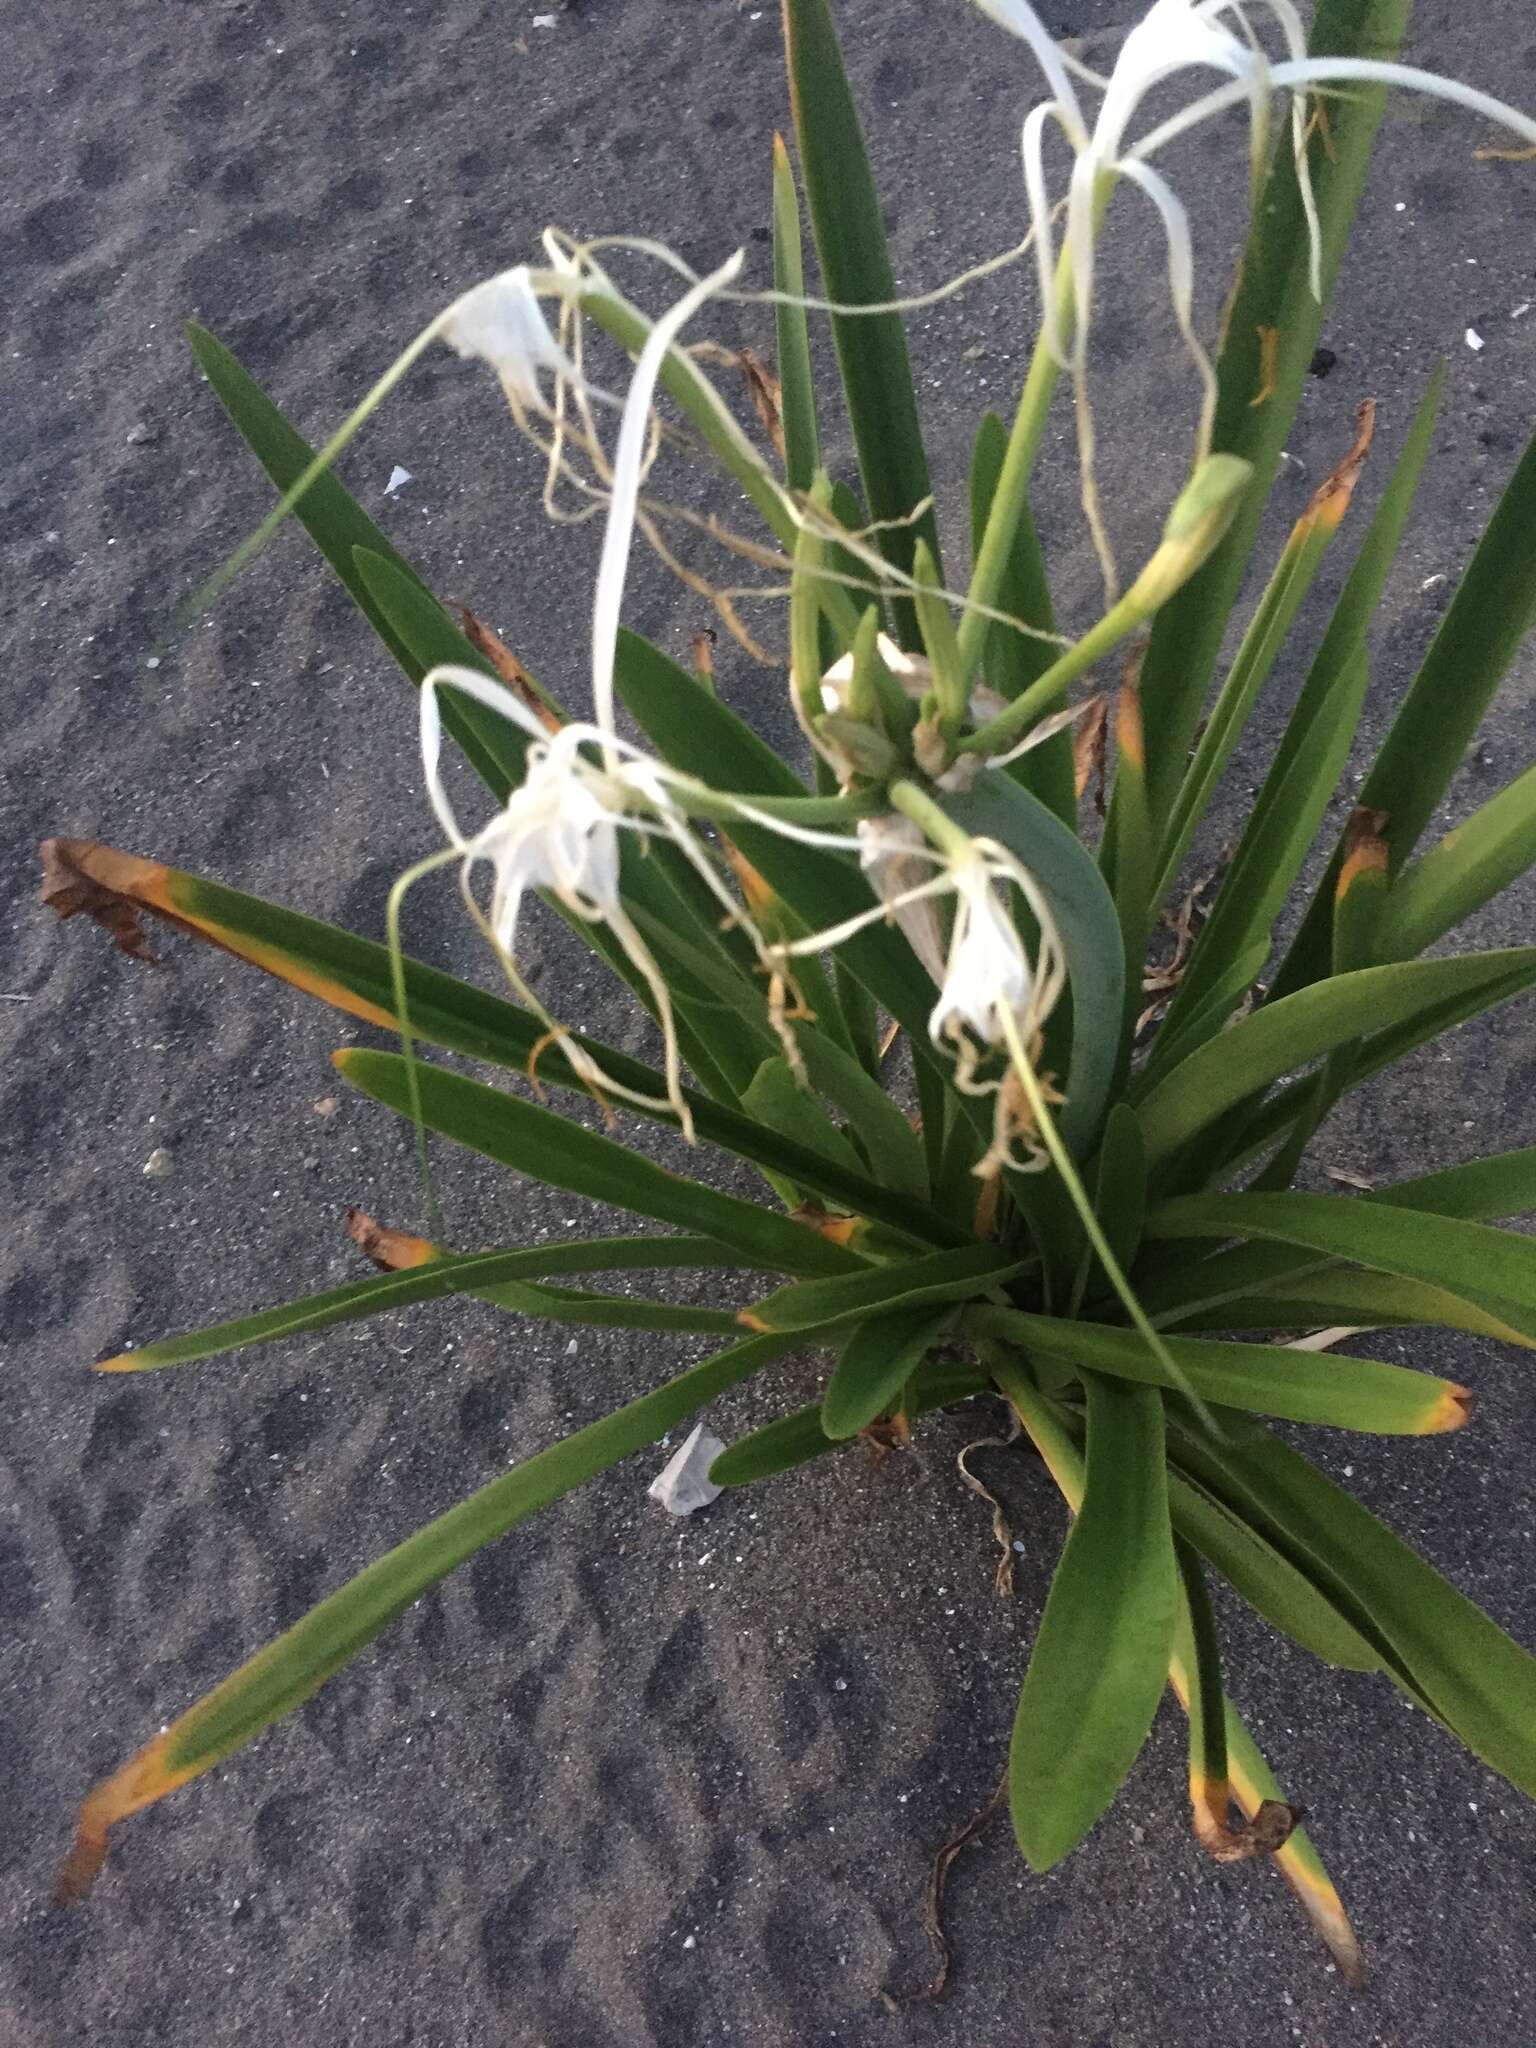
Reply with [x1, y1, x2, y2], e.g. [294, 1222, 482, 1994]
[4, 1, 1536, 2042]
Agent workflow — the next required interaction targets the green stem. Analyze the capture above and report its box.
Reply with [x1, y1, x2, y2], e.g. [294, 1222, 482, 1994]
[887, 777, 974, 861]
[956, 175, 1118, 685]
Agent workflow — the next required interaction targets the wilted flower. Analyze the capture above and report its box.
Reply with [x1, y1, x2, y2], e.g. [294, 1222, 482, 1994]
[440, 266, 588, 420]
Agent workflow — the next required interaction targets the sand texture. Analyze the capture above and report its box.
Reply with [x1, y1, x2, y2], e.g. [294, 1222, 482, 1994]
[5, 0, 1536, 2041]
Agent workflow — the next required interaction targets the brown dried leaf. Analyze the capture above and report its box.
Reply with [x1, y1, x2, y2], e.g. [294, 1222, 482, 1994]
[1300, 398, 1376, 534]
[691, 628, 717, 684]
[736, 346, 785, 460]
[458, 607, 562, 735]
[40, 838, 162, 965]
[345, 1207, 439, 1271]
[1072, 695, 1110, 811]
[879, 1769, 1009, 2008]
[788, 1203, 862, 1249]
[1197, 1797, 1303, 1865]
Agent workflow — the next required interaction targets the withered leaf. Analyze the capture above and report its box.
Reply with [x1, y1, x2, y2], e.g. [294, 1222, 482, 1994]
[40, 838, 164, 965]
[1198, 1797, 1303, 1865]
[1072, 696, 1110, 812]
[345, 1207, 439, 1271]
[458, 607, 563, 736]
[736, 346, 785, 461]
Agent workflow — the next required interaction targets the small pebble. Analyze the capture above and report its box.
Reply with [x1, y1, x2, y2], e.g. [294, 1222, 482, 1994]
[1466, 327, 1485, 352]
[143, 1147, 173, 1179]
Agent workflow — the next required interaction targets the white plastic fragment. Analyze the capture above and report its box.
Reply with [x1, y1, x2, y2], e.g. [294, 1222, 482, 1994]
[1465, 327, 1485, 352]
[385, 465, 413, 495]
[648, 1422, 725, 1516]
[531, 12, 557, 24]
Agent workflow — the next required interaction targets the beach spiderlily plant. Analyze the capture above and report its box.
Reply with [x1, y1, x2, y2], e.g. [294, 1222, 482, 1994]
[41, 0, 1536, 1991]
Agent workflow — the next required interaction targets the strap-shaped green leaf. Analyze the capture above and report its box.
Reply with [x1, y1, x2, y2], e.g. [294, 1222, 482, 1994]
[1274, 416, 1536, 997]
[1139, 949, 1536, 1171]
[1151, 485, 1353, 909]
[1156, 644, 1368, 1047]
[1170, 1476, 1382, 1672]
[795, 1027, 928, 1202]
[1143, 1143, 1536, 1330]
[102, 1236, 755, 1374]
[709, 1357, 988, 1487]
[1378, 760, 1536, 962]
[744, 1241, 1024, 1335]
[820, 1303, 956, 1440]
[1132, 0, 1408, 825]
[1164, 364, 1441, 1042]
[966, 1305, 1468, 1435]
[741, 1054, 866, 1183]
[58, 1328, 800, 1900]
[1005, 1370, 1177, 1871]
[337, 1048, 866, 1279]
[782, 0, 939, 643]
[476, 1280, 741, 1334]
[68, 841, 953, 1247]
[772, 132, 820, 494]
[1146, 1189, 1536, 1343]
[1171, 1415, 1536, 1796]
[1168, 1269, 1536, 1352]
[186, 325, 527, 800]
[1071, 1102, 1147, 1313]
[993, 1357, 1363, 1979]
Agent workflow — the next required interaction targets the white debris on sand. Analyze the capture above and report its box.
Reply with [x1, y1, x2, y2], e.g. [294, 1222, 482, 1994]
[648, 1422, 725, 1517]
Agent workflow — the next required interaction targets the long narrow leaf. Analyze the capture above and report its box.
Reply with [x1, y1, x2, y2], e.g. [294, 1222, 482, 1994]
[102, 1236, 753, 1374]
[1170, 1414, 1536, 1797]
[1146, 1190, 1536, 1343]
[993, 1354, 1362, 1980]
[337, 1048, 866, 1279]
[1138, 950, 1536, 1172]
[57, 1329, 799, 1901]
[782, 0, 940, 641]
[968, 411, 1072, 824]
[743, 1242, 1024, 1335]
[820, 1304, 955, 1440]
[41, 839, 954, 1248]
[966, 1305, 1469, 1435]
[772, 132, 820, 494]
[1273, 416, 1536, 997]
[1005, 1369, 1177, 1870]
[1132, 0, 1408, 825]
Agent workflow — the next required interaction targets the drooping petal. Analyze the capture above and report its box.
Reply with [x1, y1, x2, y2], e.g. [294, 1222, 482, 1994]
[973, 0, 1089, 144]
[441, 268, 581, 413]
[589, 251, 746, 741]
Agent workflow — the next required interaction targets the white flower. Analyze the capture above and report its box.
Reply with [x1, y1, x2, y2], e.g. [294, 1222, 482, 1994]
[979, 0, 1536, 385]
[931, 855, 1037, 1049]
[440, 268, 583, 416]
[417, 663, 698, 1131]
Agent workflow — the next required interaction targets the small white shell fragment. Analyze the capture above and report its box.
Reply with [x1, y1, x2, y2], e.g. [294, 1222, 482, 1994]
[142, 1147, 173, 1179]
[531, 12, 557, 24]
[648, 1422, 725, 1516]
[385, 465, 413, 495]
[1465, 327, 1485, 352]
